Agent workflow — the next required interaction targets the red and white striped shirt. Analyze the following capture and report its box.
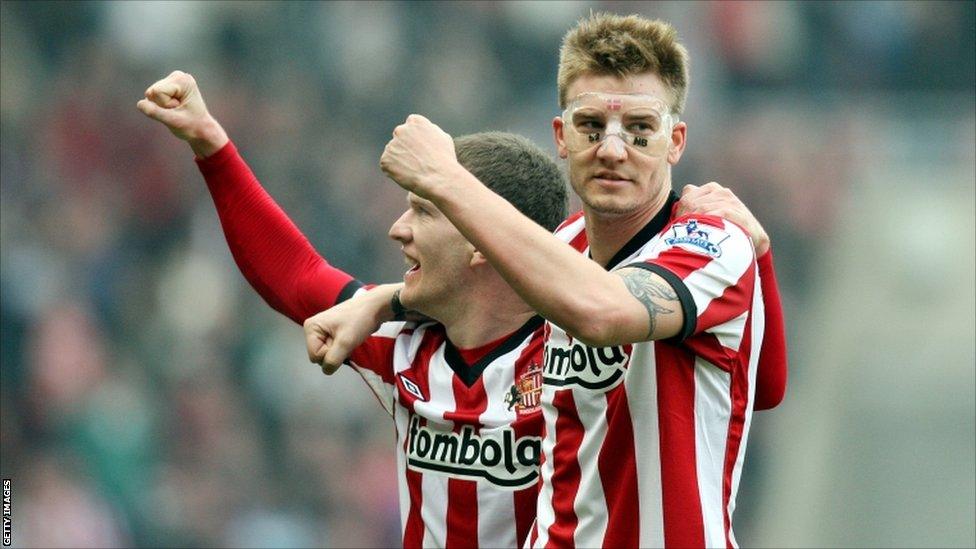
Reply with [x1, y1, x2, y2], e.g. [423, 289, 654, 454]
[348, 315, 546, 548]
[531, 195, 763, 548]
[194, 142, 549, 548]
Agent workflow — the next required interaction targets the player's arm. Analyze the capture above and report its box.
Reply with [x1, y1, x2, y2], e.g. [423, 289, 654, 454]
[138, 71, 363, 324]
[304, 283, 403, 374]
[380, 116, 684, 346]
[753, 250, 787, 409]
[677, 182, 788, 409]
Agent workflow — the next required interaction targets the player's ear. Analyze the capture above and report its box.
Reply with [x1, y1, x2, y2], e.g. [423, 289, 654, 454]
[668, 121, 687, 165]
[553, 116, 568, 159]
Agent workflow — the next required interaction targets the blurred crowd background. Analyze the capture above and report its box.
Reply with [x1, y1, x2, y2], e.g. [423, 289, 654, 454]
[1, 1, 973, 547]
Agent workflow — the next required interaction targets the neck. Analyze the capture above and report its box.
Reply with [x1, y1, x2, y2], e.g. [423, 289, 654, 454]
[435, 278, 536, 349]
[585, 185, 672, 267]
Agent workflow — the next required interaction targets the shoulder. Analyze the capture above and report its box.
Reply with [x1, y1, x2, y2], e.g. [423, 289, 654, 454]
[659, 213, 753, 261]
[553, 210, 586, 237]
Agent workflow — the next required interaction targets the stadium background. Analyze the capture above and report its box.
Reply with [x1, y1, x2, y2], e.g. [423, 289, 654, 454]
[1, 1, 973, 547]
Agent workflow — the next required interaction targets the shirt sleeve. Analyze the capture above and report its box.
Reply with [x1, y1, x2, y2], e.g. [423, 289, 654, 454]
[195, 141, 364, 324]
[625, 214, 758, 370]
[345, 322, 411, 416]
[753, 249, 788, 410]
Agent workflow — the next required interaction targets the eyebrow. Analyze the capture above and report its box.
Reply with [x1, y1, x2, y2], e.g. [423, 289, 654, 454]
[408, 195, 437, 211]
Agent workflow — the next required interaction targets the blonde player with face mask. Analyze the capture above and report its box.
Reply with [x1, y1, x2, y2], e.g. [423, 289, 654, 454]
[375, 13, 788, 548]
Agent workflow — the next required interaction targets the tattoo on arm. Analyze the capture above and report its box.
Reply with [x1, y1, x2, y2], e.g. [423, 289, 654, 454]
[620, 269, 678, 339]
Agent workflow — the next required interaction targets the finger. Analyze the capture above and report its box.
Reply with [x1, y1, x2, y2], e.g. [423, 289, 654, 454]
[322, 338, 353, 372]
[309, 341, 330, 366]
[146, 78, 183, 106]
[406, 114, 429, 124]
[674, 198, 690, 217]
[701, 181, 724, 191]
[136, 99, 181, 125]
[303, 321, 329, 363]
[690, 198, 740, 216]
[676, 184, 706, 215]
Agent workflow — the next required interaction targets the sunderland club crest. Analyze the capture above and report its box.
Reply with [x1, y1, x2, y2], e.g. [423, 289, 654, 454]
[505, 363, 542, 415]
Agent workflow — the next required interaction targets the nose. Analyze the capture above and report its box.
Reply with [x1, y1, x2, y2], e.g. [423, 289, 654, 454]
[595, 133, 628, 162]
[389, 210, 412, 243]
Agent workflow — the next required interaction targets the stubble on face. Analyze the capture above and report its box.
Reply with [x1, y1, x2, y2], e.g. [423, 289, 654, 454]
[567, 158, 670, 219]
[560, 73, 678, 220]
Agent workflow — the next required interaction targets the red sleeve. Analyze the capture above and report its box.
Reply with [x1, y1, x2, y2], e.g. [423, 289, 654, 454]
[754, 249, 788, 410]
[195, 141, 363, 325]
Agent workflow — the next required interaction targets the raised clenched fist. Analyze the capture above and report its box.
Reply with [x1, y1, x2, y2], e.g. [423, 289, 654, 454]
[137, 70, 228, 158]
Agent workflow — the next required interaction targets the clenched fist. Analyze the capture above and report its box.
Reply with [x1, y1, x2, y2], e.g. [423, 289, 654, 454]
[136, 70, 228, 158]
[380, 114, 462, 200]
[304, 284, 402, 375]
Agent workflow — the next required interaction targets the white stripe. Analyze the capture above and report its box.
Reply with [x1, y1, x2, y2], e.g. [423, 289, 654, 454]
[478, 343, 522, 547]
[420, 473, 449, 548]
[713, 311, 749, 352]
[480, 344, 523, 428]
[683, 239, 753, 321]
[726, 267, 764, 548]
[395, 323, 430, 374]
[693, 357, 733, 548]
[412, 346, 456, 424]
[477, 480, 517, 548]
[373, 319, 409, 338]
[394, 403, 412, 541]
[554, 214, 587, 243]
[532, 384, 559, 548]
[417, 347, 456, 548]
[572, 388, 609, 548]
[628, 342, 666, 548]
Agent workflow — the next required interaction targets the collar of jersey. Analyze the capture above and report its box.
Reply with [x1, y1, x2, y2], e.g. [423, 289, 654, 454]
[597, 189, 679, 271]
[443, 315, 545, 388]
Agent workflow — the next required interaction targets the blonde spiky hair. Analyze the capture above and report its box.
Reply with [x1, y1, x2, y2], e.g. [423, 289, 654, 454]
[557, 12, 690, 114]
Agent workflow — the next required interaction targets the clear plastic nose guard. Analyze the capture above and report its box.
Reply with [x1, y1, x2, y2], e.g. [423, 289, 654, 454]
[561, 92, 677, 157]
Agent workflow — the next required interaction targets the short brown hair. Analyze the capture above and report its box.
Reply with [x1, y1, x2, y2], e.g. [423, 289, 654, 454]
[557, 13, 690, 114]
[454, 132, 567, 232]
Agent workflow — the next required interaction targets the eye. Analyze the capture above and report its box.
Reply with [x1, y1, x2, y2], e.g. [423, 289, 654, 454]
[576, 119, 604, 132]
[626, 119, 659, 135]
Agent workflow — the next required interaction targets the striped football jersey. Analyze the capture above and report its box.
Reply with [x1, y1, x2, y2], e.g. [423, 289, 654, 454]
[530, 193, 764, 548]
[347, 315, 546, 548]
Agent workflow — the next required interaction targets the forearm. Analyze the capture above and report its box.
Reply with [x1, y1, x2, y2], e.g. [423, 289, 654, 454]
[754, 249, 788, 410]
[429, 168, 645, 344]
[197, 142, 360, 323]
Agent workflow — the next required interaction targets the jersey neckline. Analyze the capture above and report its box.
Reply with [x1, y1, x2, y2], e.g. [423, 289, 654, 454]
[595, 190, 679, 271]
[443, 315, 545, 387]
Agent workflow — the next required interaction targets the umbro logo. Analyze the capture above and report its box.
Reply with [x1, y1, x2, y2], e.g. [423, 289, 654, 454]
[399, 373, 426, 401]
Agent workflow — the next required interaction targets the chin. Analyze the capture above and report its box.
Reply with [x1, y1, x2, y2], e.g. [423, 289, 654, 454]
[582, 195, 641, 217]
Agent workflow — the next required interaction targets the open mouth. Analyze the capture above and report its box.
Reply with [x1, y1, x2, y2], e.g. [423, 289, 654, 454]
[404, 256, 421, 277]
